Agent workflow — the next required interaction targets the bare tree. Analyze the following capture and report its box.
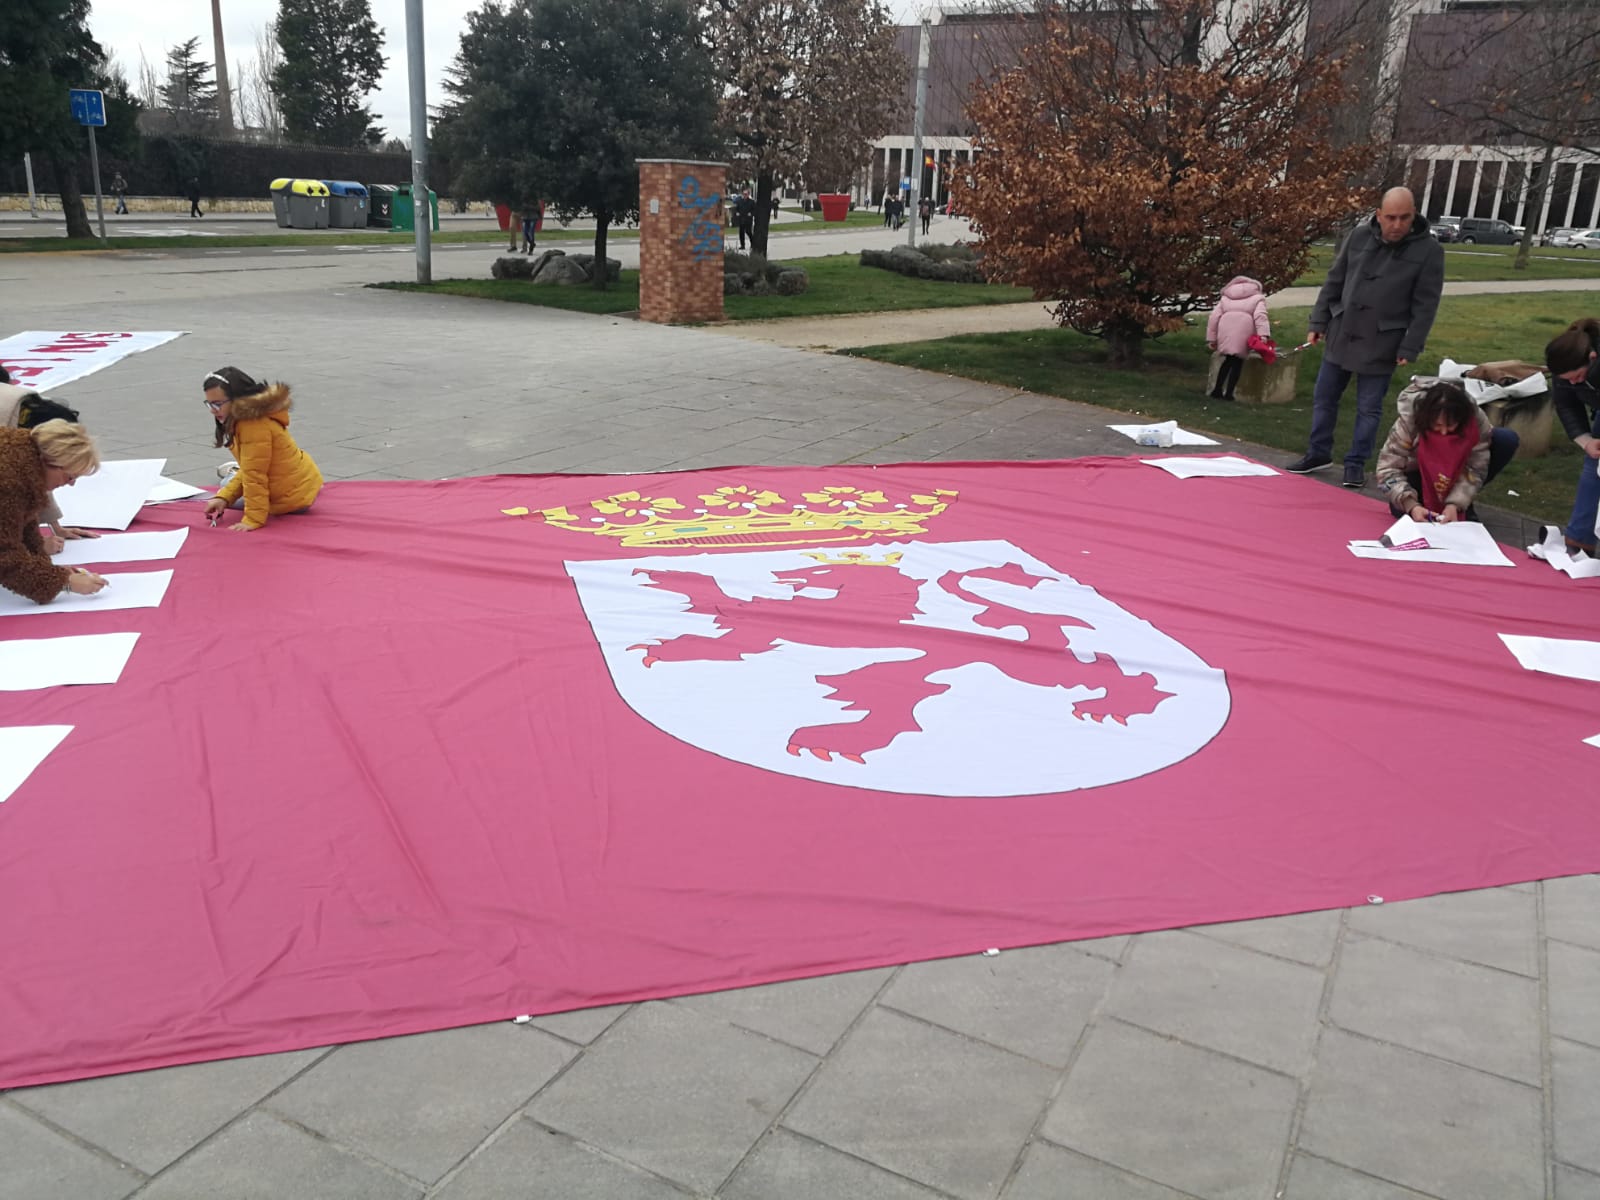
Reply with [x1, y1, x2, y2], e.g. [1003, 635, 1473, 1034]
[135, 48, 161, 109]
[1405, 0, 1600, 267]
[236, 22, 284, 140]
[707, 0, 905, 255]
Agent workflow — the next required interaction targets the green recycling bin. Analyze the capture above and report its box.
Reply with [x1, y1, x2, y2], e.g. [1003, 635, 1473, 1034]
[390, 183, 439, 233]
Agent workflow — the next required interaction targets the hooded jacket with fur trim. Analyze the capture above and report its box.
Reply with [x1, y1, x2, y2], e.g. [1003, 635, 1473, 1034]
[1206, 276, 1270, 358]
[0, 427, 72, 604]
[214, 382, 323, 528]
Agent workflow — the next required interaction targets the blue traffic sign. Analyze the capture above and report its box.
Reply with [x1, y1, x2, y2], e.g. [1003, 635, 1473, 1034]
[69, 89, 106, 127]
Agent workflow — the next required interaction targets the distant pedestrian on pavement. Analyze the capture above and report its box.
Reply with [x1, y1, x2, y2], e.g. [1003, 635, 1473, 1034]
[919, 197, 932, 235]
[111, 172, 128, 215]
[1286, 187, 1444, 489]
[186, 177, 203, 219]
[733, 188, 756, 251]
[521, 201, 542, 254]
[507, 209, 520, 252]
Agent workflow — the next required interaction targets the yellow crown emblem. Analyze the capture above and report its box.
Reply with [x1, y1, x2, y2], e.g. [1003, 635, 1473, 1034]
[503, 484, 957, 549]
[802, 550, 903, 566]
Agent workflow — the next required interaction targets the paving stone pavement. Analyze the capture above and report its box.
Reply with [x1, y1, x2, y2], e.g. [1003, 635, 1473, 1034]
[1, 250, 1595, 1199]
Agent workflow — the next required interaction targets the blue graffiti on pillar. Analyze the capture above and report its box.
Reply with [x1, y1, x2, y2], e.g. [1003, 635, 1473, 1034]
[677, 176, 723, 263]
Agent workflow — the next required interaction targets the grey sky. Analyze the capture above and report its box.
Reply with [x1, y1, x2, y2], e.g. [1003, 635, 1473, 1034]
[90, 0, 928, 143]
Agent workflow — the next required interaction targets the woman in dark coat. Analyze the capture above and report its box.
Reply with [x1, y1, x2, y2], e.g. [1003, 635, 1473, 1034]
[1546, 317, 1600, 555]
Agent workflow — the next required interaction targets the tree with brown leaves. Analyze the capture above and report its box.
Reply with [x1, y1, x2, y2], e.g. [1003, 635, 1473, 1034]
[708, 0, 904, 256]
[963, 0, 1377, 367]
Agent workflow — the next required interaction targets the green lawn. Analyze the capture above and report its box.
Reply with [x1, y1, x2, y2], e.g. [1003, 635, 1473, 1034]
[781, 208, 903, 230]
[1291, 242, 1600, 286]
[0, 227, 621, 254]
[846, 291, 1599, 526]
[370, 254, 1034, 320]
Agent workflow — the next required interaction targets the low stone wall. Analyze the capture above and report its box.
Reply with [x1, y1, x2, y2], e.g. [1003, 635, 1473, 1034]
[0, 194, 275, 214]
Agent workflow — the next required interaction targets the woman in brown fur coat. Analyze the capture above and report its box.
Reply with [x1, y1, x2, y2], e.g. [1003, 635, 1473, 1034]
[0, 421, 108, 603]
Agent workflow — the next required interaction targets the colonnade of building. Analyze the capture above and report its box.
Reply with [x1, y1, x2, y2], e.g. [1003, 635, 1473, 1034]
[847, 142, 1600, 236]
[854, 138, 977, 208]
[1406, 147, 1600, 234]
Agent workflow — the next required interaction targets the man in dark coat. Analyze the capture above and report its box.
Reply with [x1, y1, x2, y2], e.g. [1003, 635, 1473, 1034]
[1287, 187, 1445, 488]
[732, 188, 756, 251]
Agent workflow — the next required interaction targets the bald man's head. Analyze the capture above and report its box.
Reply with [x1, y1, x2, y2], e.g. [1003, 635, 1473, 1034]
[1377, 188, 1417, 243]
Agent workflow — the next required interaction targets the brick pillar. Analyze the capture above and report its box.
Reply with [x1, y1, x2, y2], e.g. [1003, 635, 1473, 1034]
[637, 159, 727, 324]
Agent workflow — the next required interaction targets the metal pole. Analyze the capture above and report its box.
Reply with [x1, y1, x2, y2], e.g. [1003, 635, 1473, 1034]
[405, 0, 432, 284]
[23, 154, 38, 218]
[907, 17, 930, 247]
[87, 125, 107, 242]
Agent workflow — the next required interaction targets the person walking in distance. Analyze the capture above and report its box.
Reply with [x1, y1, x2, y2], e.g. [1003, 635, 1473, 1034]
[733, 188, 756, 251]
[1286, 187, 1445, 489]
[111, 172, 128, 215]
[186, 177, 204, 219]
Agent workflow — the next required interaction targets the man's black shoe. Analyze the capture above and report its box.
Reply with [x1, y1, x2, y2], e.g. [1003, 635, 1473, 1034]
[1285, 453, 1333, 474]
[1342, 463, 1365, 488]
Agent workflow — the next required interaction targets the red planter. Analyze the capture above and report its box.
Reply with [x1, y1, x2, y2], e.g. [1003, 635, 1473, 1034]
[494, 203, 512, 231]
[818, 193, 850, 222]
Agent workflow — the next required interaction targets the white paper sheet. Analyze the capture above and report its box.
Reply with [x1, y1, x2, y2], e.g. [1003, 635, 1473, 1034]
[146, 477, 208, 504]
[0, 726, 73, 803]
[1434, 359, 1549, 405]
[1498, 634, 1600, 683]
[52, 528, 188, 566]
[53, 459, 167, 531]
[1109, 422, 1220, 446]
[0, 569, 173, 618]
[1139, 455, 1279, 479]
[1585, 733, 1600, 751]
[1350, 517, 1515, 567]
[1527, 525, 1600, 580]
[0, 331, 184, 391]
[0, 632, 140, 691]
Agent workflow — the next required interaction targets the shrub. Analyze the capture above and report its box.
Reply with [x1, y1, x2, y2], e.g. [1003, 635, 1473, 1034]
[723, 251, 809, 297]
[859, 242, 986, 283]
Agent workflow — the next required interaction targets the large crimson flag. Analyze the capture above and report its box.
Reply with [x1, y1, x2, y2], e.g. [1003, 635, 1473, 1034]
[1, 459, 1593, 1087]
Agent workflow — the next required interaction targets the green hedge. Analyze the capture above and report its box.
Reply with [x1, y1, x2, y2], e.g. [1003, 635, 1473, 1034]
[2, 136, 455, 200]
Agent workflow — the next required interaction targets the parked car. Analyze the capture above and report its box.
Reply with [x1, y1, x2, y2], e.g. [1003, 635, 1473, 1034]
[1455, 217, 1519, 245]
[1431, 215, 1461, 242]
[1541, 227, 1583, 247]
[1570, 230, 1600, 250]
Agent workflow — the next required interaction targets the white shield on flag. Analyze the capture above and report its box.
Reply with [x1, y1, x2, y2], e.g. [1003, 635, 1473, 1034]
[567, 539, 1230, 797]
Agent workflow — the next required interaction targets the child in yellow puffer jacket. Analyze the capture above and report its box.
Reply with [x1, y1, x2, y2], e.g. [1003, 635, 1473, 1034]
[201, 367, 324, 532]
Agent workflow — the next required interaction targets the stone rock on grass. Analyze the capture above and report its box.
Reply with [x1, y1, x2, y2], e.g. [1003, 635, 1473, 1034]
[491, 256, 534, 280]
[722, 252, 809, 297]
[491, 249, 622, 285]
[569, 253, 622, 283]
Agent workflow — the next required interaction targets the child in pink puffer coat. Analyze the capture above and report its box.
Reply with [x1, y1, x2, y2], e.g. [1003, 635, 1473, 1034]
[1206, 276, 1271, 400]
